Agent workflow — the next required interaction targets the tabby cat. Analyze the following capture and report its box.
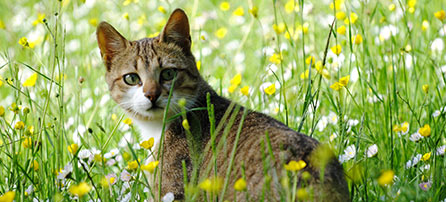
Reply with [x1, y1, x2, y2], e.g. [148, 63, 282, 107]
[96, 8, 349, 201]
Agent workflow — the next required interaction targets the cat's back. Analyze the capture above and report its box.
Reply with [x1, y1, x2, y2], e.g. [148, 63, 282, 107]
[206, 107, 350, 201]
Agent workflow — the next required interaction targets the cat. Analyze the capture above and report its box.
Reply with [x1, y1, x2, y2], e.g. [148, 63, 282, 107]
[96, 8, 349, 202]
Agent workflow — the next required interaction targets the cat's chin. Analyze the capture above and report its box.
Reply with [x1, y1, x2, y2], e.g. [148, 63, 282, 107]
[127, 108, 165, 122]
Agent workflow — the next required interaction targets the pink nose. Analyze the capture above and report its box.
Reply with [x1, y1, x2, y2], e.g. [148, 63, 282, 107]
[145, 90, 160, 103]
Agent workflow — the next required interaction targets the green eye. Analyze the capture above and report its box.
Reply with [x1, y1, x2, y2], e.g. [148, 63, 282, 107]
[160, 69, 177, 81]
[123, 73, 141, 86]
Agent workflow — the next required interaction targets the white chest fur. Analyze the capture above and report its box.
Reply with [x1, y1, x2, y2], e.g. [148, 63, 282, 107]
[133, 119, 165, 148]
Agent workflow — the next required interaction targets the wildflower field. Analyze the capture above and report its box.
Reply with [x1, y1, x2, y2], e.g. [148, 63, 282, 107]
[0, 0, 446, 201]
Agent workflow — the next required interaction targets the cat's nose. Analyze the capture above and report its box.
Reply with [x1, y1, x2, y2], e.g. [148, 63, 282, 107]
[145, 90, 160, 103]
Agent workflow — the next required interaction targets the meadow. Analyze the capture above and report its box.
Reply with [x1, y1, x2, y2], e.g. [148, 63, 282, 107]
[0, 0, 445, 201]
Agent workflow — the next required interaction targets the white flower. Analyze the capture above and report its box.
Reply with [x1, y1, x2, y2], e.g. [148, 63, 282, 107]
[436, 145, 446, 156]
[162, 192, 175, 202]
[366, 144, 378, 158]
[25, 185, 33, 195]
[405, 154, 422, 168]
[379, 25, 397, 41]
[120, 170, 132, 182]
[342, 145, 356, 162]
[316, 116, 328, 132]
[409, 132, 423, 142]
[57, 163, 73, 180]
[104, 148, 120, 159]
[106, 159, 116, 166]
[328, 112, 338, 125]
[421, 164, 430, 171]
[78, 149, 91, 159]
[431, 38, 444, 53]
[433, 110, 441, 117]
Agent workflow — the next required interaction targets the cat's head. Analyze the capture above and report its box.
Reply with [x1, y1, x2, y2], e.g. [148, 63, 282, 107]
[97, 9, 202, 121]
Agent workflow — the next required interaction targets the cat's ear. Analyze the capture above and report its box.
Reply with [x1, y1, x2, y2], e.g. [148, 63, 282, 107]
[160, 9, 191, 53]
[96, 21, 129, 63]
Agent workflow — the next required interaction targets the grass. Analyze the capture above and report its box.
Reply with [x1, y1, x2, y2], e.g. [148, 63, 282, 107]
[0, 0, 446, 201]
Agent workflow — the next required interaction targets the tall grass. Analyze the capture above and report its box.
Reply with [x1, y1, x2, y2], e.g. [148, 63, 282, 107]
[0, 0, 445, 201]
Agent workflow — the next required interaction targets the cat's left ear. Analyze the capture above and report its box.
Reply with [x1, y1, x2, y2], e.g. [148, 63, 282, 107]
[160, 8, 191, 53]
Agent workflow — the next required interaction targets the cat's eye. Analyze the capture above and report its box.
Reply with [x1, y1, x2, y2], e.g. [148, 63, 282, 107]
[123, 73, 141, 86]
[160, 69, 177, 81]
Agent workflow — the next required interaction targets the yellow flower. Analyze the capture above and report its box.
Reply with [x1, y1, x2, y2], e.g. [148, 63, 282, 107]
[240, 86, 249, 96]
[0, 20, 5, 29]
[22, 137, 32, 149]
[127, 160, 139, 170]
[230, 73, 242, 86]
[227, 84, 237, 93]
[233, 6, 244, 16]
[199, 177, 223, 193]
[269, 53, 282, 64]
[300, 22, 309, 34]
[182, 119, 190, 130]
[100, 175, 116, 187]
[220, 2, 230, 11]
[349, 13, 359, 24]
[0, 191, 15, 202]
[421, 152, 431, 161]
[69, 182, 91, 197]
[88, 18, 98, 27]
[122, 12, 129, 20]
[0, 106, 4, 116]
[337, 25, 346, 35]
[300, 70, 309, 79]
[378, 170, 394, 186]
[388, 4, 396, 11]
[141, 161, 159, 173]
[18, 37, 29, 48]
[140, 137, 155, 150]
[23, 73, 38, 87]
[336, 11, 346, 20]
[123, 118, 132, 125]
[331, 45, 342, 55]
[421, 20, 429, 31]
[123, 0, 138, 6]
[273, 23, 286, 34]
[215, 27, 228, 39]
[419, 124, 431, 137]
[196, 60, 201, 71]
[249, 7, 258, 18]
[329, 0, 343, 10]
[305, 56, 315, 66]
[234, 178, 247, 191]
[137, 14, 146, 25]
[330, 82, 343, 91]
[434, 10, 446, 21]
[32, 13, 46, 26]
[285, 0, 299, 13]
[408, 0, 416, 9]
[111, 114, 117, 121]
[339, 75, 350, 87]
[68, 144, 79, 154]
[31, 160, 39, 171]
[354, 34, 363, 44]
[264, 83, 276, 95]
[15, 121, 25, 130]
[284, 160, 306, 172]
[422, 84, 429, 93]
[158, 6, 166, 14]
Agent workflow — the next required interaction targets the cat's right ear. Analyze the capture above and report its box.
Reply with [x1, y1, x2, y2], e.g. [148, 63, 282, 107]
[96, 22, 129, 67]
